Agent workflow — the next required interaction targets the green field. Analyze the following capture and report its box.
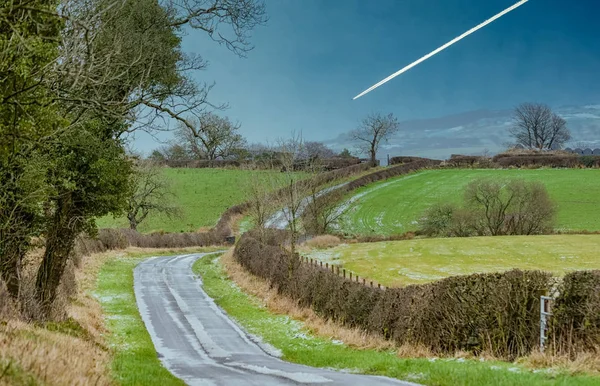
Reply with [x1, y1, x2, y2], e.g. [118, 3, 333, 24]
[305, 234, 600, 287]
[335, 169, 600, 236]
[97, 168, 305, 233]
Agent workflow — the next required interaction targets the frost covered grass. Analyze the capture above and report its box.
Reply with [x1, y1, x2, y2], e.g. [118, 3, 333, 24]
[337, 168, 600, 236]
[96, 247, 220, 385]
[193, 251, 600, 385]
[305, 235, 600, 287]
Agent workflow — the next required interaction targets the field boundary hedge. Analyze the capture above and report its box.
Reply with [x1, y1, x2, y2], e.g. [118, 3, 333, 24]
[233, 229, 600, 359]
[303, 158, 442, 234]
[88, 161, 374, 257]
[213, 161, 374, 237]
[162, 157, 363, 171]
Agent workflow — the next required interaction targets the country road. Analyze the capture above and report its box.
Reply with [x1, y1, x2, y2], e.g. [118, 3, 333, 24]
[134, 253, 418, 386]
[265, 182, 348, 230]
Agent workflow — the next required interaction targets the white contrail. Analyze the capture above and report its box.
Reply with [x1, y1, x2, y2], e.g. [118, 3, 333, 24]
[353, 0, 529, 100]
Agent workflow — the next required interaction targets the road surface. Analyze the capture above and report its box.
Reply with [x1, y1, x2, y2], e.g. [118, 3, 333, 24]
[265, 182, 348, 230]
[134, 253, 418, 386]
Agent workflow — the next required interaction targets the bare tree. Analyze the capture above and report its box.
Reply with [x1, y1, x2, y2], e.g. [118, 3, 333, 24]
[302, 141, 336, 160]
[277, 133, 307, 258]
[127, 161, 181, 231]
[351, 113, 399, 165]
[176, 112, 246, 161]
[509, 103, 571, 150]
[159, 143, 192, 162]
[244, 169, 280, 240]
[303, 188, 350, 235]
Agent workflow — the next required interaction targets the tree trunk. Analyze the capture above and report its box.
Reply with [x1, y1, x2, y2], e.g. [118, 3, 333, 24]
[0, 239, 23, 298]
[369, 147, 377, 167]
[0, 208, 35, 298]
[128, 214, 138, 230]
[35, 195, 80, 316]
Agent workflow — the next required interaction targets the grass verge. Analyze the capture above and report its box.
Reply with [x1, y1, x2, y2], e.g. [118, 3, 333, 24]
[192, 251, 600, 386]
[95, 246, 221, 385]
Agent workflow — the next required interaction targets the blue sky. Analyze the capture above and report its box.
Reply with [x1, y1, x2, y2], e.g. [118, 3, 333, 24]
[130, 0, 600, 154]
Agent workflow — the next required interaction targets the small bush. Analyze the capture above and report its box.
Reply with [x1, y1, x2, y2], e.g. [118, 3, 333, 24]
[579, 155, 600, 168]
[464, 178, 555, 236]
[303, 235, 341, 249]
[418, 178, 556, 237]
[420, 203, 456, 236]
[448, 208, 480, 237]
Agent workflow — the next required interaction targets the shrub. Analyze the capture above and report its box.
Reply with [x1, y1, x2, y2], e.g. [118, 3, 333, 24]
[448, 208, 480, 237]
[492, 154, 581, 168]
[420, 203, 457, 236]
[579, 155, 600, 168]
[389, 156, 431, 165]
[503, 181, 555, 235]
[551, 270, 600, 354]
[302, 235, 341, 249]
[447, 155, 484, 167]
[464, 178, 555, 236]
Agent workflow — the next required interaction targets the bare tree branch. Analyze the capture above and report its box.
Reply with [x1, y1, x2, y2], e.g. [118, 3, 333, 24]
[351, 112, 399, 166]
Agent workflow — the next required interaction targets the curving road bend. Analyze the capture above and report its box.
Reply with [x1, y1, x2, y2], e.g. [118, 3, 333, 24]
[134, 253, 418, 386]
[265, 182, 349, 230]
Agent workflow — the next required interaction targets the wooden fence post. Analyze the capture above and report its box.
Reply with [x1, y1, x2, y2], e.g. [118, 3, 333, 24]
[378, 283, 381, 289]
[349, 272, 352, 280]
[343, 269, 346, 279]
[370, 281, 373, 287]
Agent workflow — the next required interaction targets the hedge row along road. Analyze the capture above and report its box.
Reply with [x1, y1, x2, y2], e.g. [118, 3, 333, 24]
[335, 168, 600, 236]
[134, 252, 416, 385]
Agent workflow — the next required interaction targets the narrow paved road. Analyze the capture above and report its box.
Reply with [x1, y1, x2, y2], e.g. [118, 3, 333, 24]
[265, 182, 348, 230]
[134, 253, 417, 386]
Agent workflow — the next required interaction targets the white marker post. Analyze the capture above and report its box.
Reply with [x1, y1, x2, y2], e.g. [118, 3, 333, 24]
[353, 0, 530, 100]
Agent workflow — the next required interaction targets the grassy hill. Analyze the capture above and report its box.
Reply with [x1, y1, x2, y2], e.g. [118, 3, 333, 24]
[335, 168, 600, 236]
[305, 234, 600, 287]
[97, 168, 306, 233]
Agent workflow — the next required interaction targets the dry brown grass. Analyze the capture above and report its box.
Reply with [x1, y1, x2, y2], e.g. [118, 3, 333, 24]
[221, 249, 394, 350]
[0, 240, 224, 385]
[301, 235, 342, 250]
[520, 350, 600, 376]
[0, 319, 111, 385]
[0, 248, 117, 385]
